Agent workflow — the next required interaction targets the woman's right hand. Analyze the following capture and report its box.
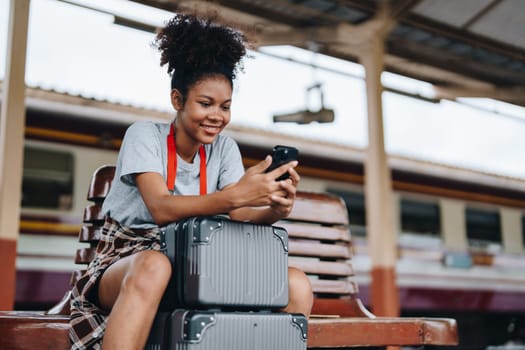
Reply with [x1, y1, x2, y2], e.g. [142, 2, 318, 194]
[231, 155, 298, 208]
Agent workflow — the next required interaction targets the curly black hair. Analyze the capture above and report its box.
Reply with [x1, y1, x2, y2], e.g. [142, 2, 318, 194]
[154, 14, 248, 103]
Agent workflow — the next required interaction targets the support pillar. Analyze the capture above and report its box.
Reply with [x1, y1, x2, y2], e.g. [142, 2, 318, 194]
[0, 0, 30, 310]
[360, 35, 400, 317]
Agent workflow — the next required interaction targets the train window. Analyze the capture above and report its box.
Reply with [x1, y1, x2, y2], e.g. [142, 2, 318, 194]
[22, 146, 74, 210]
[466, 207, 502, 248]
[327, 189, 366, 237]
[400, 199, 440, 236]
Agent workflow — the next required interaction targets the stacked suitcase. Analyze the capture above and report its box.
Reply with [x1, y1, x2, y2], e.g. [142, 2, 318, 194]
[146, 216, 308, 349]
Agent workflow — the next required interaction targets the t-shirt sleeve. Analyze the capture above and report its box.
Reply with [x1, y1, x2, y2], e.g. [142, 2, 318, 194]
[118, 121, 164, 185]
[218, 136, 245, 190]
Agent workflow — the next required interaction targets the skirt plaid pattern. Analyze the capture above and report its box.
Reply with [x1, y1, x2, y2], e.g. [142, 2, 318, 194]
[69, 216, 161, 350]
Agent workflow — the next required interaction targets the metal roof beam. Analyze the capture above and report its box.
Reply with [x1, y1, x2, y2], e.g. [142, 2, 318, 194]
[434, 85, 525, 102]
[257, 8, 396, 50]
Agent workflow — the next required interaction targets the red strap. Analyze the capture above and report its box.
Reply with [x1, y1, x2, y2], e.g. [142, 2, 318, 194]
[167, 124, 176, 191]
[199, 145, 207, 195]
[167, 124, 207, 195]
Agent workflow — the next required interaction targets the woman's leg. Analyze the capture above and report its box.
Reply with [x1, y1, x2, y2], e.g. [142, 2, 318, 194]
[98, 250, 171, 350]
[283, 267, 313, 318]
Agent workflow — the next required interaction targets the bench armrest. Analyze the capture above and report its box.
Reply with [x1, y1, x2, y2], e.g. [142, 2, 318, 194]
[308, 317, 458, 347]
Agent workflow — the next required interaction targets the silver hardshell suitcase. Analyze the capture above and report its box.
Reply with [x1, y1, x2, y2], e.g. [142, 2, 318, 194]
[160, 216, 289, 309]
[146, 310, 307, 350]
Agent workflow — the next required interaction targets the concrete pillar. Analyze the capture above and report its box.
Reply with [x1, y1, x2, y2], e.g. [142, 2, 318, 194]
[360, 35, 400, 317]
[0, 0, 30, 310]
[392, 192, 401, 237]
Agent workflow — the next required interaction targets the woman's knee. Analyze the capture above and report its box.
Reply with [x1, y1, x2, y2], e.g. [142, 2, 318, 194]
[122, 250, 171, 297]
[289, 267, 312, 295]
[288, 267, 313, 315]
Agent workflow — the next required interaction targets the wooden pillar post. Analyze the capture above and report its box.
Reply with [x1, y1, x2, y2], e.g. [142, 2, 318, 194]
[360, 34, 400, 317]
[0, 0, 30, 310]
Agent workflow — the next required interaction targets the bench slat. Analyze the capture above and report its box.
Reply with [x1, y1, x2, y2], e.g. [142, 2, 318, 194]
[308, 317, 458, 347]
[311, 297, 374, 318]
[289, 240, 351, 259]
[310, 279, 358, 295]
[82, 203, 104, 223]
[277, 222, 350, 242]
[87, 165, 115, 201]
[75, 248, 95, 265]
[289, 259, 353, 277]
[0, 312, 70, 350]
[288, 192, 348, 225]
[78, 225, 101, 242]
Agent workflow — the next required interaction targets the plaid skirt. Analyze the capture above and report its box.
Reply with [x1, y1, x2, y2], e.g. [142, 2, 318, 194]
[69, 216, 161, 350]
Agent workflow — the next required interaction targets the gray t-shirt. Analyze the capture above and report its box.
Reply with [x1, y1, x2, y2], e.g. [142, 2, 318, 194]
[102, 121, 245, 228]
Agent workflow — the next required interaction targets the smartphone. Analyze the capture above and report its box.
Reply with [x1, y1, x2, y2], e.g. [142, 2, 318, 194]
[265, 145, 299, 181]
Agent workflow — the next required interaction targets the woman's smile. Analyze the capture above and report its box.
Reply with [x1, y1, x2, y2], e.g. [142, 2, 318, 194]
[201, 123, 222, 135]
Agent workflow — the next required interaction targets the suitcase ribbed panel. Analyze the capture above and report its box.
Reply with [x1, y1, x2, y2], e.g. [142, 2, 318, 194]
[186, 222, 288, 307]
[173, 312, 306, 350]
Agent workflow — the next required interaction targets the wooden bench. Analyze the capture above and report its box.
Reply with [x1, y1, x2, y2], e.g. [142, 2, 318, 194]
[0, 164, 458, 349]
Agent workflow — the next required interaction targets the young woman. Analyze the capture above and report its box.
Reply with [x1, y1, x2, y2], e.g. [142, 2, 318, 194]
[70, 14, 313, 350]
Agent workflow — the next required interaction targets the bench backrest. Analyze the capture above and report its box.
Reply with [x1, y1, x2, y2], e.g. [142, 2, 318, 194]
[72, 164, 368, 317]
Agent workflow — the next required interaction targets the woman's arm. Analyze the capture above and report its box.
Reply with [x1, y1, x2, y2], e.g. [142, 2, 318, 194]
[229, 206, 285, 225]
[136, 157, 298, 226]
[136, 172, 234, 225]
[229, 167, 300, 225]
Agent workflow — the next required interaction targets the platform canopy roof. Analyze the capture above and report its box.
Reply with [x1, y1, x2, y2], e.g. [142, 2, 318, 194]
[129, 0, 525, 107]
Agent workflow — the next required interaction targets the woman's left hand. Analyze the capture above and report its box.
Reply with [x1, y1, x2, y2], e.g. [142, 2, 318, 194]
[270, 167, 300, 218]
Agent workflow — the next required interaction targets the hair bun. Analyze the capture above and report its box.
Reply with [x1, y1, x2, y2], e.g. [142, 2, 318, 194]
[155, 14, 247, 81]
